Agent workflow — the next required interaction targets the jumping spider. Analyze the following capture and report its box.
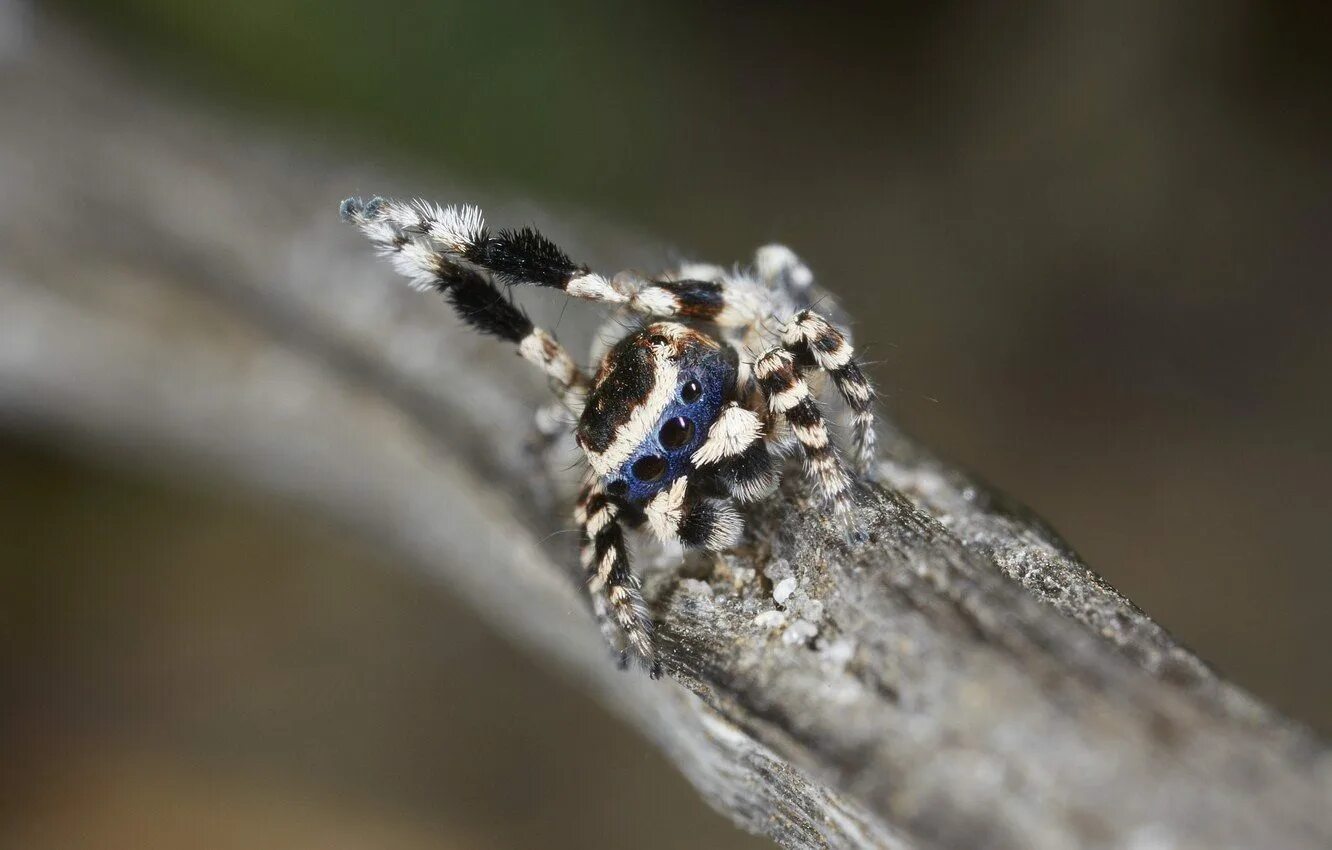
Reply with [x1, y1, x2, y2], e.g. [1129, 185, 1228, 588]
[340, 197, 878, 678]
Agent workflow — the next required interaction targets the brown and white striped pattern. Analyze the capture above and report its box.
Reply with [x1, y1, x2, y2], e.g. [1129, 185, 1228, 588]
[518, 327, 589, 413]
[629, 277, 768, 328]
[782, 310, 878, 475]
[754, 348, 854, 516]
[576, 482, 659, 677]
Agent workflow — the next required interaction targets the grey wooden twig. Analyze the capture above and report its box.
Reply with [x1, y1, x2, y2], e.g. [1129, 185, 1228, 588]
[2, 18, 1329, 850]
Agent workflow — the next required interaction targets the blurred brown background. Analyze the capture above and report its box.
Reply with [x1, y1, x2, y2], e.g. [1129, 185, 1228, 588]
[3, 1, 1330, 847]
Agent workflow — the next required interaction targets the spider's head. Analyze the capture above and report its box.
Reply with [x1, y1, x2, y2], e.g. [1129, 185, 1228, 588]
[577, 322, 736, 504]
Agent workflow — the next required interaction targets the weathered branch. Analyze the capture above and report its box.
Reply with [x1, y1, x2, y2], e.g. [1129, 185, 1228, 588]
[2, 17, 1328, 850]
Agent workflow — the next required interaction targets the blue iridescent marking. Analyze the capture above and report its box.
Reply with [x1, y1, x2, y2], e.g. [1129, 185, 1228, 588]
[610, 352, 734, 504]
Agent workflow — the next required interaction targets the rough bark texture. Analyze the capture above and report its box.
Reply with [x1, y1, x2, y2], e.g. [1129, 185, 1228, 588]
[2, 16, 1329, 850]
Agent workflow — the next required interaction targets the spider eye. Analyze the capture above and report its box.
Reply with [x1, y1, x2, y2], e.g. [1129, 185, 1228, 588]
[648, 334, 668, 346]
[632, 455, 667, 482]
[659, 416, 695, 449]
[607, 480, 628, 497]
[680, 379, 702, 403]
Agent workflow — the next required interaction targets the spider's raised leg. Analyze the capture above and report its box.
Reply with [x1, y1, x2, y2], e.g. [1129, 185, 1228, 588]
[344, 196, 629, 306]
[446, 213, 768, 330]
[754, 348, 856, 517]
[341, 197, 588, 412]
[576, 481, 659, 677]
[781, 310, 878, 476]
[347, 195, 794, 333]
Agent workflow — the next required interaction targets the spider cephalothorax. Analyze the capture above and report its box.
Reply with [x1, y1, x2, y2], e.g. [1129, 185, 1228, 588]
[579, 323, 737, 505]
[340, 197, 878, 678]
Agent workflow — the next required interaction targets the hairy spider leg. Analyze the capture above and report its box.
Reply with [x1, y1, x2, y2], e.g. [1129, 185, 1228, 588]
[753, 347, 855, 517]
[576, 480, 659, 677]
[754, 244, 817, 311]
[345, 195, 629, 305]
[341, 197, 589, 413]
[781, 310, 878, 476]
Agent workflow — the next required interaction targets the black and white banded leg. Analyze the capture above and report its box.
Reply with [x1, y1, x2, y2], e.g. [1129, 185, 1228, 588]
[781, 310, 878, 475]
[346, 196, 629, 306]
[347, 197, 788, 330]
[576, 481, 659, 677]
[753, 348, 856, 517]
[341, 197, 589, 411]
[574, 482, 627, 667]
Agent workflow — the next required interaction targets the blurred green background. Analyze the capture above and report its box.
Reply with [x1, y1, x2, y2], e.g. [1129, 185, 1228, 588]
[4, 1, 1331, 847]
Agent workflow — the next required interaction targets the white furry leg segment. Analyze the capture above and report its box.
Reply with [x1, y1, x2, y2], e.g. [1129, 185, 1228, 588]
[529, 398, 578, 481]
[834, 360, 877, 475]
[578, 486, 658, 677]
[755, 244, 814, 291]
[629, 275, 769, 329]
[575, 485, 625, 662]
[782, 310, 879, 475]
[754, 348, 855, 516]
[692, 403, 762, 466]
[534, 399, 573, 440]
[519, 328, 589, 409]
[341, 197, 593, 413]
[645, 477, 744, 551]
[691, 403, 779, 502]
[340, 196, 482, 290]
[344, 196, 629, 306]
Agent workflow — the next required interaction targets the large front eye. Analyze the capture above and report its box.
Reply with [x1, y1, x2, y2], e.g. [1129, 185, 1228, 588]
[632, 455, 667, 482]
[659, 416, 695, 449]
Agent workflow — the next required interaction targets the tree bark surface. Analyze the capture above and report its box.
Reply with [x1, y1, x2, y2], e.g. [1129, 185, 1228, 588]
[2, 17, 1328, 850]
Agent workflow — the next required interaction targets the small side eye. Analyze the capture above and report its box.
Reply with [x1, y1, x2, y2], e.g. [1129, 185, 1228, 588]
[632, 456, 667, 482]
[659, 416, 695, 449]
[607, 480, 628, 497]
[648, 334, 668, 346]
[680, 379, 702, 403]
